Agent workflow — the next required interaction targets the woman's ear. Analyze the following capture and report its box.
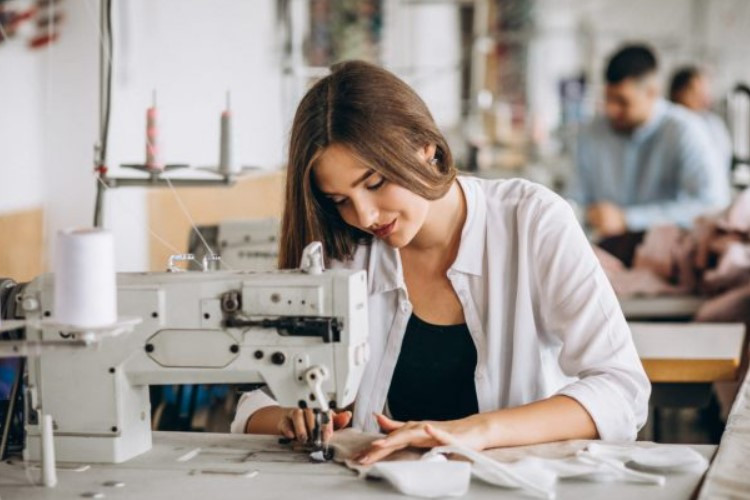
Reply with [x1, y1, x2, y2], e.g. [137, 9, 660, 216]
[420, 143, 437, 163]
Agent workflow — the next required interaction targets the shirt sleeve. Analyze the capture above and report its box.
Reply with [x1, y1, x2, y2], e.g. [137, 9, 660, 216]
[530, 194, 651, 441]
[229, 388, 279, 434]
[624, 115, 730, 229]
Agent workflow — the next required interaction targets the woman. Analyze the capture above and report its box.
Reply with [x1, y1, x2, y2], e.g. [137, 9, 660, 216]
[231, 60, 650, 465]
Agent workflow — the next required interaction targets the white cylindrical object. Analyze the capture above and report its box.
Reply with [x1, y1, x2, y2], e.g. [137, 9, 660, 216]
[41, 413, 57, 487]
[53, 228, 117, 328]
[219, 111, 238, 174]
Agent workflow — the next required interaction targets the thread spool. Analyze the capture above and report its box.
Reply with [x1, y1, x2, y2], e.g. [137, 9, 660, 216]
[219, 91, 238, 175]
[145, 91, 163, 171]
[53, 228, 117, 328]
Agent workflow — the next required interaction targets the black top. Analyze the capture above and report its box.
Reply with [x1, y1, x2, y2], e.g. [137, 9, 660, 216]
[387, 313, 479, 422]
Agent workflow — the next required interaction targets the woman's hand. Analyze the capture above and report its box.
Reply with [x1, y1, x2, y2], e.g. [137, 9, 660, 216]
[356, 413, 489, 465]
[278, 408, 352, 444]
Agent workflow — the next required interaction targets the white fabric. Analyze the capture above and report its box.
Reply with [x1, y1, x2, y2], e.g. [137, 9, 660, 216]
[424, 445, 556, 499]
[368, 458, 471, 498]
[361, 443, 667, 499]
[324, 430, 673, 498]
[232, 177, 650, 441]
[586, 442, 708, 473]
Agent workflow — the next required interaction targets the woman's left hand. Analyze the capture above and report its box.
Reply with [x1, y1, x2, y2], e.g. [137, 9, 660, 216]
[356, 413, 489, 465]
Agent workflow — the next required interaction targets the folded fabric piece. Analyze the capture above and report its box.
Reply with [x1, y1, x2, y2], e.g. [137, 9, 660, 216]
[592, 246, 626, 274]
[426, 445, 665, 494]
[596, 224, 697, 298]
[479, 440, 668, 481]
[482, 439, 590, 462]
[329, 430, 671, 499]
[424, 445, 556, 499]
[368, 458, 471, 498]
[329, 428, 422, 470]
[717, 187, 750, 233]
[695, 282, 750, 322]
[633, 224, 684, 280]
[692, 215, 717, 271]
[586, 442, 708, 473]
[703, 242, 750, 291]
[599, 266, 684, 298]
[593, 187, 750, 318]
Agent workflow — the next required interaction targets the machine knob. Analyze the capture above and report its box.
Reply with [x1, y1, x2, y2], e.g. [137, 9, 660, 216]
[271, 352, 286, 365]
[22, 296, 39, 312]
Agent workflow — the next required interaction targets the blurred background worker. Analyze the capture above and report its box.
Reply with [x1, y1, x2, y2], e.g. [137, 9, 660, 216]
[670, 66, 733, 175]
[568, 45, 730, 240]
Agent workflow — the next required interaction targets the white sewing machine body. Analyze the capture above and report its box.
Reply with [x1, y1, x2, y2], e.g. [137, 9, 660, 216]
[19, 267, 369, 464]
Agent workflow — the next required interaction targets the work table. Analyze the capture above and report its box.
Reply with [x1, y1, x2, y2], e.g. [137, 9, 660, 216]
[0, 432, 716, 499]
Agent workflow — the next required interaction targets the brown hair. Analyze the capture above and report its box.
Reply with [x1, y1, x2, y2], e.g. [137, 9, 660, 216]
[278, 60, 456, 269]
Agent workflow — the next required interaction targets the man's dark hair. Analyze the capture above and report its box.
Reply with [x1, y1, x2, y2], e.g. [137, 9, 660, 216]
[669, 66, 701, 101]
[605, 45, 658, 84]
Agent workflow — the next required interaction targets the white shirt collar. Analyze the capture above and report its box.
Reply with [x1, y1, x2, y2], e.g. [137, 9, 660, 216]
[450, 176, 486, 277]
[367, 175, 486, 294]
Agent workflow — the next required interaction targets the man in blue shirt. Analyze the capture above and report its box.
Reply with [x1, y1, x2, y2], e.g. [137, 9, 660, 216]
[568, 45, 730, 238]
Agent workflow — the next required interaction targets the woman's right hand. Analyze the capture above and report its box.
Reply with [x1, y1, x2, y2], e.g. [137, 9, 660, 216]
[278, 408, 352, 444]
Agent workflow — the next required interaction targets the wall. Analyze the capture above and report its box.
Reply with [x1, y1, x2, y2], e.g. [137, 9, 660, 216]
[382, 0, 462, 129]
[0, 11, 46, 281]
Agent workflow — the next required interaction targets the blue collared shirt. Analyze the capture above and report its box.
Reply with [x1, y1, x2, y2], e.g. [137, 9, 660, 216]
[568, 99, 730, 229]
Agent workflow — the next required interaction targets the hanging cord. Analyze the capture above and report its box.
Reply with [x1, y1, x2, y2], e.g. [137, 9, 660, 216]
[88, 0, 113, 227]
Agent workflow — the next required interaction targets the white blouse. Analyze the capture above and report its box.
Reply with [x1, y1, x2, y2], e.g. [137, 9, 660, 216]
[231, 176, 650, 441]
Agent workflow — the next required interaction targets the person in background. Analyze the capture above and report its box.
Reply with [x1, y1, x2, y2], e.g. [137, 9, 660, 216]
[568, 45, 730, 240]
[670, 66, 732, 174]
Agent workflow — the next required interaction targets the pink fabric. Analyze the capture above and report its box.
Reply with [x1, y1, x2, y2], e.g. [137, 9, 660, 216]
[603, 267, 683, 298]
[703, 242, 750, 292]
[633, 225, 683, 280]
[695, 282, 750, 322]
[595, 190, 750, 321]
[592, 246, 625, 274]
[717, 187, 750, 233]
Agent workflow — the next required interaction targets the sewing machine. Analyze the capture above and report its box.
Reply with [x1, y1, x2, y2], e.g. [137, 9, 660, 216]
[8, 246, 369, 464]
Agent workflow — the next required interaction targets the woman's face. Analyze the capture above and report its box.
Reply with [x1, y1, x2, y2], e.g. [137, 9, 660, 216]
[312, 143, 431, 248]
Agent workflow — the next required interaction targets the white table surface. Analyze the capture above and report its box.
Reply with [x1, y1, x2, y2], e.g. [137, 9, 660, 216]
[631, 323, 745, 361]
[620, 295, 704, 320]
[0, 432, 716, 500]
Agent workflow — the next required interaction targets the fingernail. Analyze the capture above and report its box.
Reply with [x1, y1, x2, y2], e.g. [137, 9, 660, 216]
[358, 455, 369, 464]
